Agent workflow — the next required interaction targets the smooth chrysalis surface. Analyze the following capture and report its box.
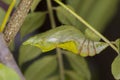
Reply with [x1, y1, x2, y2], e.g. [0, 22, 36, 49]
[23, 25, 108, 57]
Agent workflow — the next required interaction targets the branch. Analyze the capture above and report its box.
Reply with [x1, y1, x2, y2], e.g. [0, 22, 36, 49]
[4, 0, 33, 45]
[0, 0, 33, 80]
[0, 33, 25, 80]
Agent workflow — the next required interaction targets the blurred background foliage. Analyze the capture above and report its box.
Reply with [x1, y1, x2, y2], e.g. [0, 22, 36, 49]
[0, 0, 120, 80]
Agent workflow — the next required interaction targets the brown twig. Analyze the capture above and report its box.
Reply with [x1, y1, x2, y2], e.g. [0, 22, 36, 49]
[0, 33, 25, 80]
[4, 0, 33, 45]
[1, 0, 33, 80]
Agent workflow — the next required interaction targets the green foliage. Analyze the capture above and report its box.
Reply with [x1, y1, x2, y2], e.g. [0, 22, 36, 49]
[20, 12, 46, 38]
[112, 55, 120, 79]
[46, 75, 59, 80]
[24, 56, 57, 80]
[56, 6, 86, 31]
[0, 0, 20, 30]
[66, 0, 81, 8]
[31, 0, 42, 12]
[115, 39, 120, 53]
[2, 0, 12, 4]
[0, 63, 20, 80]
[65, 70, 87, 80]
[112, 39, 120, 79]
[66, 0, 118, 32]
[85, 29, 100, 41]
[19, 45, 42, 66]
[18, 0, 119, 79]
[0, 0, 119, 80]
[65, 52, 91, 80]
[0, 8, 5, 26]
[85, 0, 118, 32]
[2, 0, 20, 7]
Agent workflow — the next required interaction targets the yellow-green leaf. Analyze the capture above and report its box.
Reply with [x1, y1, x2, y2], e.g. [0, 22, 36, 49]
[20, 12, 46, 38]
[31, 0, 42, 12]
[19, 45, 42, 66]
[46, 75, 59, 80]
[65, 52, 91, 80]
[0, 8, 5, 27]
[115, 39, 120, 53]
[25, 56, 57, 80]
[0, 63, 20, 80]
[112, 55, 120, 79]
[56, 6, 85, 31]
[65, 70, 87, 80]
[2, 0, 20, 7]
[85, 29, 100, 41]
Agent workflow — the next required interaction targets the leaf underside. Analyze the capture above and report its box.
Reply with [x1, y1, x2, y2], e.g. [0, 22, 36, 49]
[23, 25, 108, 57]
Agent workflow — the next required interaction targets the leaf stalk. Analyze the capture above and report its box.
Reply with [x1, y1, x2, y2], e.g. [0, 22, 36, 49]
[0, 0, 16, 32]
[47, 0, 65, 80]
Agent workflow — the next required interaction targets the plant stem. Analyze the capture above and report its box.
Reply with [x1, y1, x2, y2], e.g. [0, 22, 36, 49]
[1, 0, 33, 79]
[0, 0, 16, 32]
[47, 0, 56, 28]
[56, 48, 65, 80]
[54, 0, 119, 54]
[4, 0, 33, 45]
[47, 0, 65, 80]
[0, 33, 25, 80]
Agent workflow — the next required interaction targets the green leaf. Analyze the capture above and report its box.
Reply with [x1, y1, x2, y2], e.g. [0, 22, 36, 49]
[56, 0, 119, 42]
[66, 0, 83, 12]
[66, 0, 95, 19]
[2, 0, 12, 4]
[75, 0, 95, 18]
[0, 8, 5, 27]
[65, 70, 87, 80]
[66, 0, 96, 26]
[0, 0, 20, 29]
[0, 63, 20, 80]
[66, 0, 118, 33]
[86, 0, 119, 32]
[31, 0, 42, 12]
[19, 45, 41, 66]
[24, 56, 57, 80]
[65, 52, 91, 80]
[112, 55, 120, 79]
[20, 12, 46, 38]
[46, 75, 59, 80]
[2, 0, 20, 7]
[23, 25, 108, 57]
[85, 29, 100, 41]
[56, 6, 85, 31]
[115, 39, 120, 53]
[46, 70, 88, 80]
